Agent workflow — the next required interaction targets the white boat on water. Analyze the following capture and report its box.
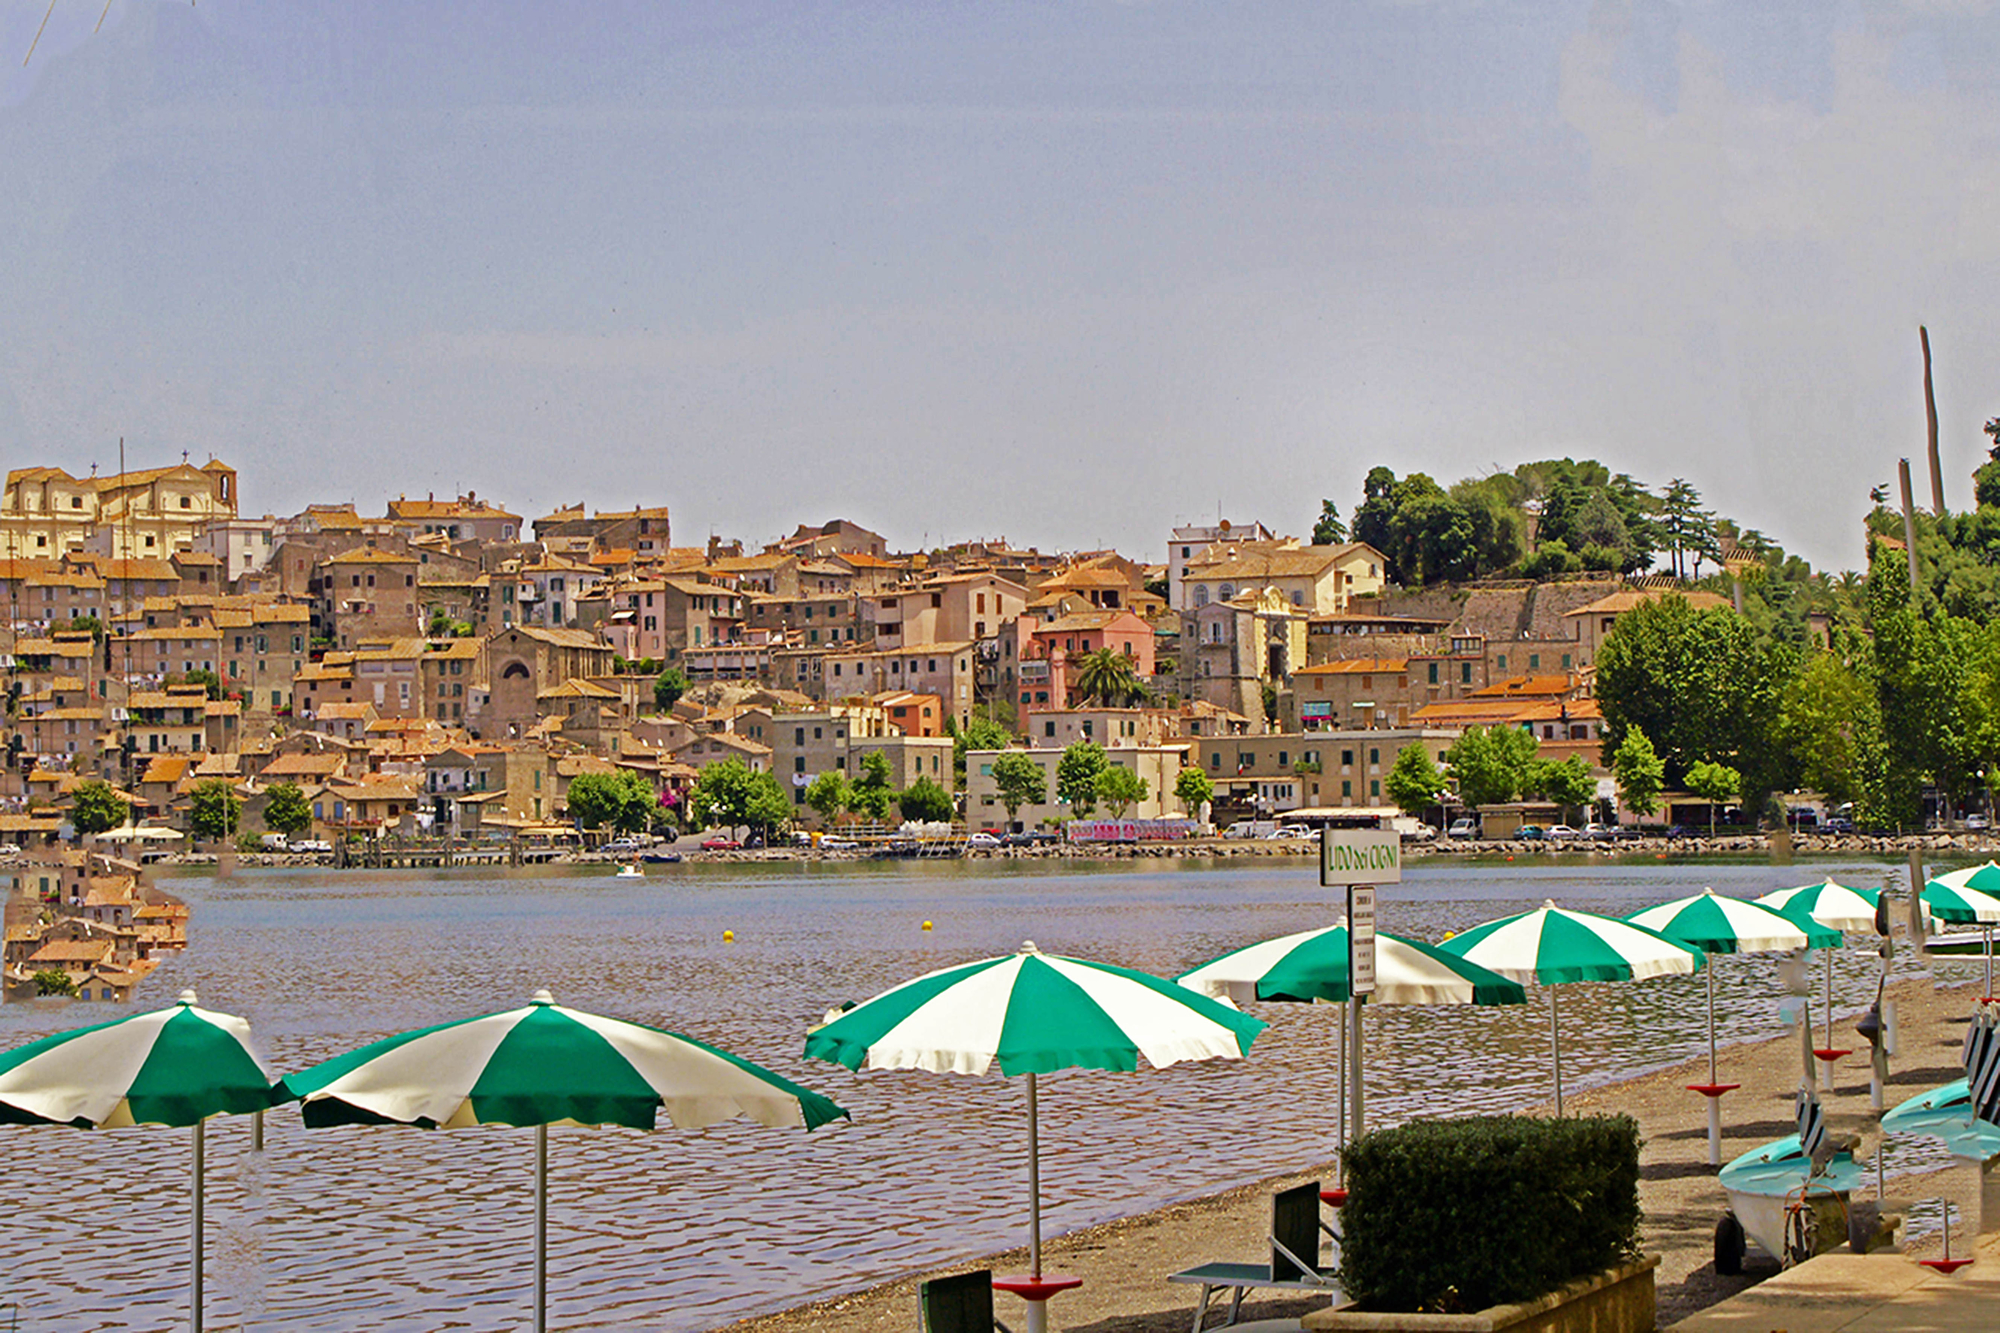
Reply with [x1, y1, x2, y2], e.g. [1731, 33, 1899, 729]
[614, 863, 644, 879]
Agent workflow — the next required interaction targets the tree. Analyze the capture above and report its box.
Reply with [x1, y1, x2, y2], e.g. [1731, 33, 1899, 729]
[71, 779, 130, 836]
[180, 668, 223, 701]
[1095, 764, 1149, 818]
[1443, 726, 1539, 811]
[991, 752, 1048, 825]
[1612, 729, 1666, 819]
[190, 778, 243, 841]
[1056, 741, 1109, 816]
[1311, 500, 1347, 546]
[264, 781, 312, 837]
[1685, 760, 1742, 837]
[1072, 648, 1146, 707]
[1593, 594, 1795, 801]
[1526, 756, 1596, 822]
[653, 667, 690, 713]
[1659, 478, 1717, 580]
[952, 715, 1012, 787]
[1775, 649, 1877, 807]
[850, 750, 897, 823]
[804, 771, 851, 826]
[1383, 743, 1445, 818]
[689, 759, 791, 838]
[898, 775, 954, 824]
[565, 770, 657, 834]
[1174, 765, 1214, 817]
[33, 969, 76, 997]
[741, 771, 794, 839]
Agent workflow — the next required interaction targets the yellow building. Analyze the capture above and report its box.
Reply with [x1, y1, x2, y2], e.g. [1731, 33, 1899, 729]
[2, 460, 238, 561]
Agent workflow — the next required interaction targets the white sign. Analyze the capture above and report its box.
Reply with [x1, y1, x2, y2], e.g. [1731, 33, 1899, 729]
[1320, 828, 1402, 885]
[1349, 885, 1377, 996]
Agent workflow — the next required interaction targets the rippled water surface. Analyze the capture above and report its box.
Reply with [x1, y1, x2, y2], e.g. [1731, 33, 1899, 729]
[0, 854, 1979, 1330]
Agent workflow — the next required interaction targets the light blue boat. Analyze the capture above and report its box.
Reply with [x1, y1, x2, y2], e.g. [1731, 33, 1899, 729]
[1880, 1079, 2000, 1159]
[1717, 1135, 1867, 1266]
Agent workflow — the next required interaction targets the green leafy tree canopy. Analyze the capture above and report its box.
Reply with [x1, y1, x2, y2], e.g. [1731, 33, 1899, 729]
[1384, 743, 1446, 817]
[1056, 741, 1109, 816]
[71, 779, 130, 836]
[990, 751, 1048, 824]
[263, 782, 313, 837]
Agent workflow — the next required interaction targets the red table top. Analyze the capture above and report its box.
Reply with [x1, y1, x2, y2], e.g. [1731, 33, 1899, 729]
[993, 1274, 1083, 1302]
[1812, 1047, 1854, 1062]
[1687, 1083, 1741, 1097]
[1320, 1187, 1349, 1207]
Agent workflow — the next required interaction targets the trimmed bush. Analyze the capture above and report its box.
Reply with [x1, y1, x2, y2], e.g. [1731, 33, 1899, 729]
[1339, 1113, 1640, 1313]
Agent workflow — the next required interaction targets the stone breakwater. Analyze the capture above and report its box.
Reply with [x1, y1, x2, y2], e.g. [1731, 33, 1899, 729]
[160, 828, 1998, 869]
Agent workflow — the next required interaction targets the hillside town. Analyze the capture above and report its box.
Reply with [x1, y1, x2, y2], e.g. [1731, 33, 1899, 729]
[0, 453, 1801, 872]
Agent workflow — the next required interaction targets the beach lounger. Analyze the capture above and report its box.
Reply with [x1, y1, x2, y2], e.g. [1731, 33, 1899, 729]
[919, 1269, 1012, 1333]
[1166, 1182, 1343, 1331]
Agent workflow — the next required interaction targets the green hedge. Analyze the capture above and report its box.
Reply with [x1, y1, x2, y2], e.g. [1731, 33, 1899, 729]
[1338, 1114, 1640, 1313]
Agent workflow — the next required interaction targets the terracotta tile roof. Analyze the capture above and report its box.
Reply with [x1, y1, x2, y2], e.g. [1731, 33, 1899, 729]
[1564, 588, 1734, 617]
[1295, 658, 1410, 675]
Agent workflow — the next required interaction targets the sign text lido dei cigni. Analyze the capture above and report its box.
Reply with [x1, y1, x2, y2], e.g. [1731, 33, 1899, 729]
[1319, 829, 1402, 886]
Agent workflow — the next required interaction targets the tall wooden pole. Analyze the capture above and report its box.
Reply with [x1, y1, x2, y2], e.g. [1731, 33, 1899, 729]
[1923, 327, 1945, 518]
[1899, 459, 1923, 601]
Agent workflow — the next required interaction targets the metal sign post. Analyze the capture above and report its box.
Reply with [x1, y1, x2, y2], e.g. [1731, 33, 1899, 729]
[1321, 829, 1399, 1160]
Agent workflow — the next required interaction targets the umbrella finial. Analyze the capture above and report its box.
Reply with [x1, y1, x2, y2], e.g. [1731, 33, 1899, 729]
[1018, 940, 1042, 955]
[177, 989, 198, 1006]
[1543, 899, 1559, 910]
[530, 989, 554, 1006]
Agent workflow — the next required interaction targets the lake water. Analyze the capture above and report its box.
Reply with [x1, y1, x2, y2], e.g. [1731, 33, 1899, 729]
[0, 854, 1976, 1331]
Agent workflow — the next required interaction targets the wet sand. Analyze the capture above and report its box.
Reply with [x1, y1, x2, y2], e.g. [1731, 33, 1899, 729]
[714, 971, 1991, 1333]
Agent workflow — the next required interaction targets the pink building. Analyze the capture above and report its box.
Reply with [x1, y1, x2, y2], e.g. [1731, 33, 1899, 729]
[1016, 609, 1155, 710]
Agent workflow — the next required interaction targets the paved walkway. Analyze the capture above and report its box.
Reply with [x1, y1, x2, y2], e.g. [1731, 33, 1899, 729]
[1670, 1233, 2000, 1332]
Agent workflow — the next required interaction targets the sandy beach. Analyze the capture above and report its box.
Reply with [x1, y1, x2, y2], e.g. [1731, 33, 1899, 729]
[715, 969, 1992, 1333]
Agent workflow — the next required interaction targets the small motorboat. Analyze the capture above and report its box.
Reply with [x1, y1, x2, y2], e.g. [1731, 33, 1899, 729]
[641, 851, 681, 864]
[1715, 1134, 1867, 1273]
[614, 862, 644, 878]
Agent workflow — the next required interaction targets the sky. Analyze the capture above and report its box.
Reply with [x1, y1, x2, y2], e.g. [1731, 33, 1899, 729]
[4, 1, 2000, 574]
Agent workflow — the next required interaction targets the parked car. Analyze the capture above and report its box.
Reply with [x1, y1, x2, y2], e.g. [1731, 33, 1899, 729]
[1268, 825, 1313, 840]
[1665, 824, 1697, 840]
[1967, 814, 1992, 832]
[699, 836, 741, 851]
[1545, 824, 1581, 842]
[966, 832, 1003, 850]
[1399, 822, 1438, 843]
[1512, 825, 1545, 842]
[287, 838, 331, 854]
[1446, 817, 1478, 840]
[1583, 823, 1620, 842]
[1821, 817, 1856, 836]
[1002, 831, 1057, 848]
[602, 836, 649, 855]
[819, 837, 859, 851]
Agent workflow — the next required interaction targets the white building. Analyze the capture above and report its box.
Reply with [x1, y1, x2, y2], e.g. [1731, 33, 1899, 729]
[1167, 519, 1275, 612]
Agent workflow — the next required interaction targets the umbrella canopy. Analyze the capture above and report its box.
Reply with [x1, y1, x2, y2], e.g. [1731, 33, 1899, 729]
[0, 990, 282, 1333]
[1175, 918, 1528, 1007]
[284, 989, 845, 1130]
[1437, 901, 1707, 985]
[1629, 889, 1840, 955]
[806, 941, 1264, 1299]
[1919, 876, 2000, 924]
[806, 941, 1265, 1076]
[0, 991, 279, 1128]
[1439, 902, 1704, 1115]
[92, 825, 186, 842]
[1755, 880, 1881, 933]
[284, 990, 846, 1333]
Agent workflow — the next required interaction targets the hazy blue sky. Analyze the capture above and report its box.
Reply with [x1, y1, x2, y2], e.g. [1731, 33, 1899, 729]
[4, 1, 1999, 572]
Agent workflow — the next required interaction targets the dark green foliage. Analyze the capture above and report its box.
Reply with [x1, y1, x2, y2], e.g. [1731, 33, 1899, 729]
[897, 775, 953, 823]
[1340, 1114, 1641, 1313]
[1311, 499, 1347, 545]
[653, 666, 690, 712]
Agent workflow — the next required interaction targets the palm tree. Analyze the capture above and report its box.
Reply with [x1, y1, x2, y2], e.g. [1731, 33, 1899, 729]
[1071, 648, 1145, 707]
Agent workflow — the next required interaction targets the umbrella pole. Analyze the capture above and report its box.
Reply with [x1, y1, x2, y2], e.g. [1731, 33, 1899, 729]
[1986, 926, 1993, 998]
[536, 1124, 548, 1333]
[1026, 1071, 1043, 1281]
[190, 1118, 204, 1333]
[1335, 1000, 1347, 1184]
[1707, 963, 1719, 1087]
[1549, 986, 1564, 1117]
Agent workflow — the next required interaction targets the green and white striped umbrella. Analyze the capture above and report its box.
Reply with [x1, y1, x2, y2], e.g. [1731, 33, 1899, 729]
[806, 941, 1264, 1290]
[1628, 890, 1837, 1148]
[1175, 919, 1528, 1007]
[284, 990, 846, 1333]
[0, 990, 283, 1333]
[1757, 879, 1885, 1068]
[1922, 868, 2000, 995]
[1438, 902, 1705, 1114]
[1756, 879, 1882, 933]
